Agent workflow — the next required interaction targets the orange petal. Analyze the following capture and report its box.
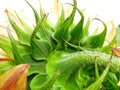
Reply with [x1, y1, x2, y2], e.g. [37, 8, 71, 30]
[0, 58, 12, 61]
[111, 48, 120, 58]
[0, 64, 29, 90]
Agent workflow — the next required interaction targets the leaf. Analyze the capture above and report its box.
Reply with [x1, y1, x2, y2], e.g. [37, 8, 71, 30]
[25, 0, 40, 24]
[54, 6, 65, 30]
[30, 15, 46, 40]
[0, 61, 13, 75]
[53, 0, 77, 48]
[17, 44, 33, 63]
[7, 27, 25, 64]
[28, 62, 46, 76]
[6, 10, 30, 45]
[30, 73, 48, 90]
[31, 39, 53, 60]
[12, 40, 47, 75]
[40, 7, 54, 31]
[76, 65, 96, 90]
[101, 22, 116, 54]
[101, 37, 116, 54]
[36, 24, 53, 45]
[15, 11, 33, 35]
[81, 18, 107, 48]
[106, 71, 119, 90]
[0, 64, 29, 90]
[64, 69, 83, 90]
[0, 35, 12, 57]
[83, 17, 90, 36]
[7, 35, 47, 75]
[30, 15, 53, 60]
[70, 7, 84, 45]
[85, 54, 112, 90]
[85, 60, 110, 90]
[30, 71, 60, 90]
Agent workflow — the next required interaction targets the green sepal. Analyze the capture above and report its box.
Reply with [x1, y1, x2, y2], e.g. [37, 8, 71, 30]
[31, 39, 53, 60]
[0, 61, 14, 75]
[54, 6, 65, 31]
[81, 18, 107, 48]
[36, 24, 53, 45]
[30, 71, 60, 90]
[70, 8, 84, 45]
[53, 0, 77, 48]
[7, 27, 25, 64]
[17, 43, 47, 76]
[28, 62, 46, 76]
[101, 34, 116, 54]
[106, 71, 119, 90]
[15, 11, 33, 35]
[6, 11, 30, 45]
[83, 17, 90, 36]
[40, 7, 54, 31]
[0, 36, 12, 57]
[30, 16, 53, 60]
[25, 0, 40, 24]
[85, 59, 111, 90]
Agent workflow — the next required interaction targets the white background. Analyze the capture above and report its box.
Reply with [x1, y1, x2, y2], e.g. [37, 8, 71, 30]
[0, 0, 120, 26]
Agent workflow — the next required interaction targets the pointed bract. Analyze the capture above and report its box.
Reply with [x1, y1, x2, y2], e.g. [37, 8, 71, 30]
[0, 64, 29, 90]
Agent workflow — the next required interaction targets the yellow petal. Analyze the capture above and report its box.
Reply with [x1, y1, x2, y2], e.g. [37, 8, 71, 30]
[0, 64, 29, 90]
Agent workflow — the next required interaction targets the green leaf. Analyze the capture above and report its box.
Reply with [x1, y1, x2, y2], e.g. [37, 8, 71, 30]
[53, 0, 77, 48]
[106, 71, 119, 90]
[70, 8, 84, 45]
[30, 73, 48, 90]
[101, 37, 116, 54]
[0, 61, 13, 75]
[83, 17, 90, 36]
[30, 15, 53, 60]
[85, 59, 111, 90]
[28, 62, 46, 76]
[6, 11, 30, 45]
[64, 68, 83, 90]
[40, 7, 54, 31]
[31, 39, 52, 60]
[0, 36, 12, 57]
[54, 6, 65, 31]
[36, 24, 53, 45]
[15, 11, 33, 35]
[30, 71, 60, 90]
[17, 44, 33, 63]
[13, 41, 47, 75]
[42, 17, 54, 33]
[25, 0, 40, 24]
[81, 18, 107, 48]
[7, 27, 24, 64]
[76, 65, 94, 90]
[30, 15, 46, 40]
